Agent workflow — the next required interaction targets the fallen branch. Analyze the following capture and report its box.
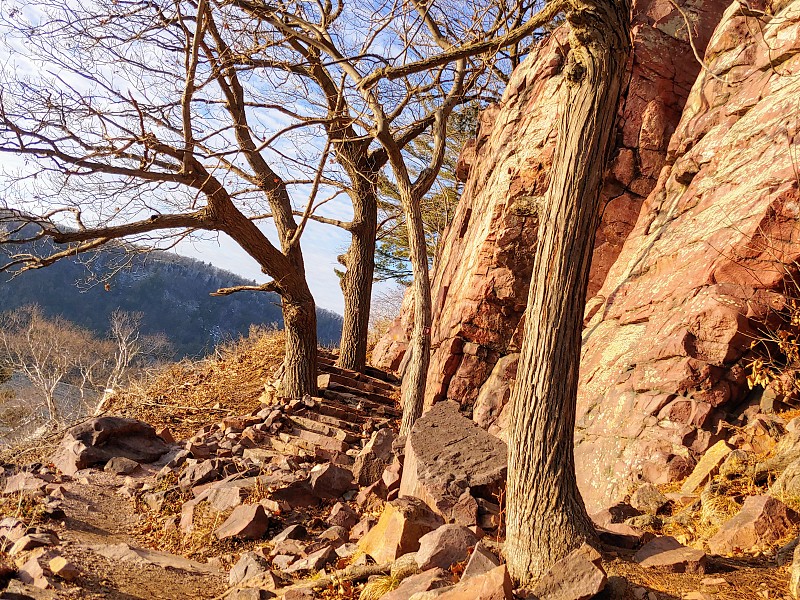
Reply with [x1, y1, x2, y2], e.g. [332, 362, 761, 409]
[213, 562, 391, 600]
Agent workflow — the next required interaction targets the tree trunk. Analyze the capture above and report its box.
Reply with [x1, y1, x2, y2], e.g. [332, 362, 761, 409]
[281, 294, 318, 399]
[219, 203, 318, 399]
[337, 186, 378, 372]
[399, 190, 432, 438]
[504, 0, 631, 587]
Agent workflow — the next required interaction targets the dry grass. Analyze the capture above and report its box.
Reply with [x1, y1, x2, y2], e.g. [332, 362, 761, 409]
[609, 557, 790, 599]
[108, 326, 286, 440]
[358, 574, 401, 600]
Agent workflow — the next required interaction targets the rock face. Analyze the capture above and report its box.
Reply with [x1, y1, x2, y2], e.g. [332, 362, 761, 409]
[51, 417, 171, 476]
[399, 401, 507, 523]
[371, 0, 729, 419]
[576, 0, 800, 510]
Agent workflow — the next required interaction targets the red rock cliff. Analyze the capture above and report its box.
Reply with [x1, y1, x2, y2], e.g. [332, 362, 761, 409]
[373, 0, 729, 413]
[576, 0, 800, 510]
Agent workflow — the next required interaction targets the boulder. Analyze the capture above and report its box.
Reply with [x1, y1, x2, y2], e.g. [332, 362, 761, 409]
[353, 428, 395, 486]
[633, 536, 707, 573]
[416, 524, 478, 571]
[400, 401, 506, 522]
[358, 497, 444, 563]
[532, 545, 606, 600]
[50, 417, 170, 476]
[214, 504, 271, 541]
[309, 463, 354, 499]
[104, 456, 140, 475]
[708, 495, 799, 555]
[435, 564, 513, 600]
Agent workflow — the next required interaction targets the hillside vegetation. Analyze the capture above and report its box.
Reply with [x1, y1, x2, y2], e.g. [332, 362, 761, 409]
[0, 236, 343, 356]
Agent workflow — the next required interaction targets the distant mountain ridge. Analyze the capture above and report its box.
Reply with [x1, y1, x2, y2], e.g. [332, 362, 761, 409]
[0, 233, 343, 357]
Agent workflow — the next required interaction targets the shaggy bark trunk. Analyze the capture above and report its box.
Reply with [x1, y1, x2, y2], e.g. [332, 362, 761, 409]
[281, 294, 318, 399]
[337, 185, 378, 372]
[399, 190, 431, 437]
[504, 0, 631, 587]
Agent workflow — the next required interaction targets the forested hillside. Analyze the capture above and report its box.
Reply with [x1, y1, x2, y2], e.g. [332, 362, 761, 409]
[0, 244, 343, 356]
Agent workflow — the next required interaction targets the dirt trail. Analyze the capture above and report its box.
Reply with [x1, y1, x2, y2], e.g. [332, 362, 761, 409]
[45, 470, 225, 600]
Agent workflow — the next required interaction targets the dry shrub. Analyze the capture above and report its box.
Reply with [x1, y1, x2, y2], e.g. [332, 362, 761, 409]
[358, 574, 401, 600]
[108, 326, 286, 439]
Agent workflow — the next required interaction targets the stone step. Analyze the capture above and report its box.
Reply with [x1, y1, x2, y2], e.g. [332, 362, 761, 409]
[269, 436, 309, 458]
[288, 428, 350, 453]
[317, 371, 397, 398]
[321, 388, 401, 418]
[286, 415, 360, 444]
[317, 357, 399, 392]
[293, 407, 362, 433]
[319, 378, 398, 409]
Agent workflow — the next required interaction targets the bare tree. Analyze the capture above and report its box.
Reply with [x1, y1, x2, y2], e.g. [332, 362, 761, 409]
[0, 305, 100, 423]
[504, 0, 632, 586]
[220, 0, 546, 376]
[0, 0, 321, 399]
[0, 0, 564, 402]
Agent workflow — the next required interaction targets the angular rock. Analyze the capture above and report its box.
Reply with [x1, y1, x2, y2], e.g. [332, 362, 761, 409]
[400, 402, 506, 521]
[416, 524, 478, 571]
[349, 515, 376, 541]
[229, 551, 269, 586]
[308, 463, 354, 499]
[9, 532, 59, 556]
[790, 541, 800, 599]
[436, 564, 513, 600]
[353, 428, 396, 486]
[50, 417, 170, 476]
[382, 460, 402, 493]
[708, 495, 799, 555]
[0, 517, 26, 543]
[532, 545, 606, 600]
[225, 589, 275, 600]
[682, 442, 733, 494]
[3, 472, 47, 496]
[214, 504, 271, 541]
[179, 460, 221, 491]
[272, 524, 307, 543]
[284, 545, 336, 573]
[634, 536, 707, 573]
[104, 456, 141, 475]
[17, 555, 50, 588]
[630, 484, 669, 515]
[48, 556, 79, 581]
[381, 568, 452, 600]
[462, 540, 501, 580]
[327, 502, 358, 530]
[269, 480, 321, 509]
[358, 497, 444, 563]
